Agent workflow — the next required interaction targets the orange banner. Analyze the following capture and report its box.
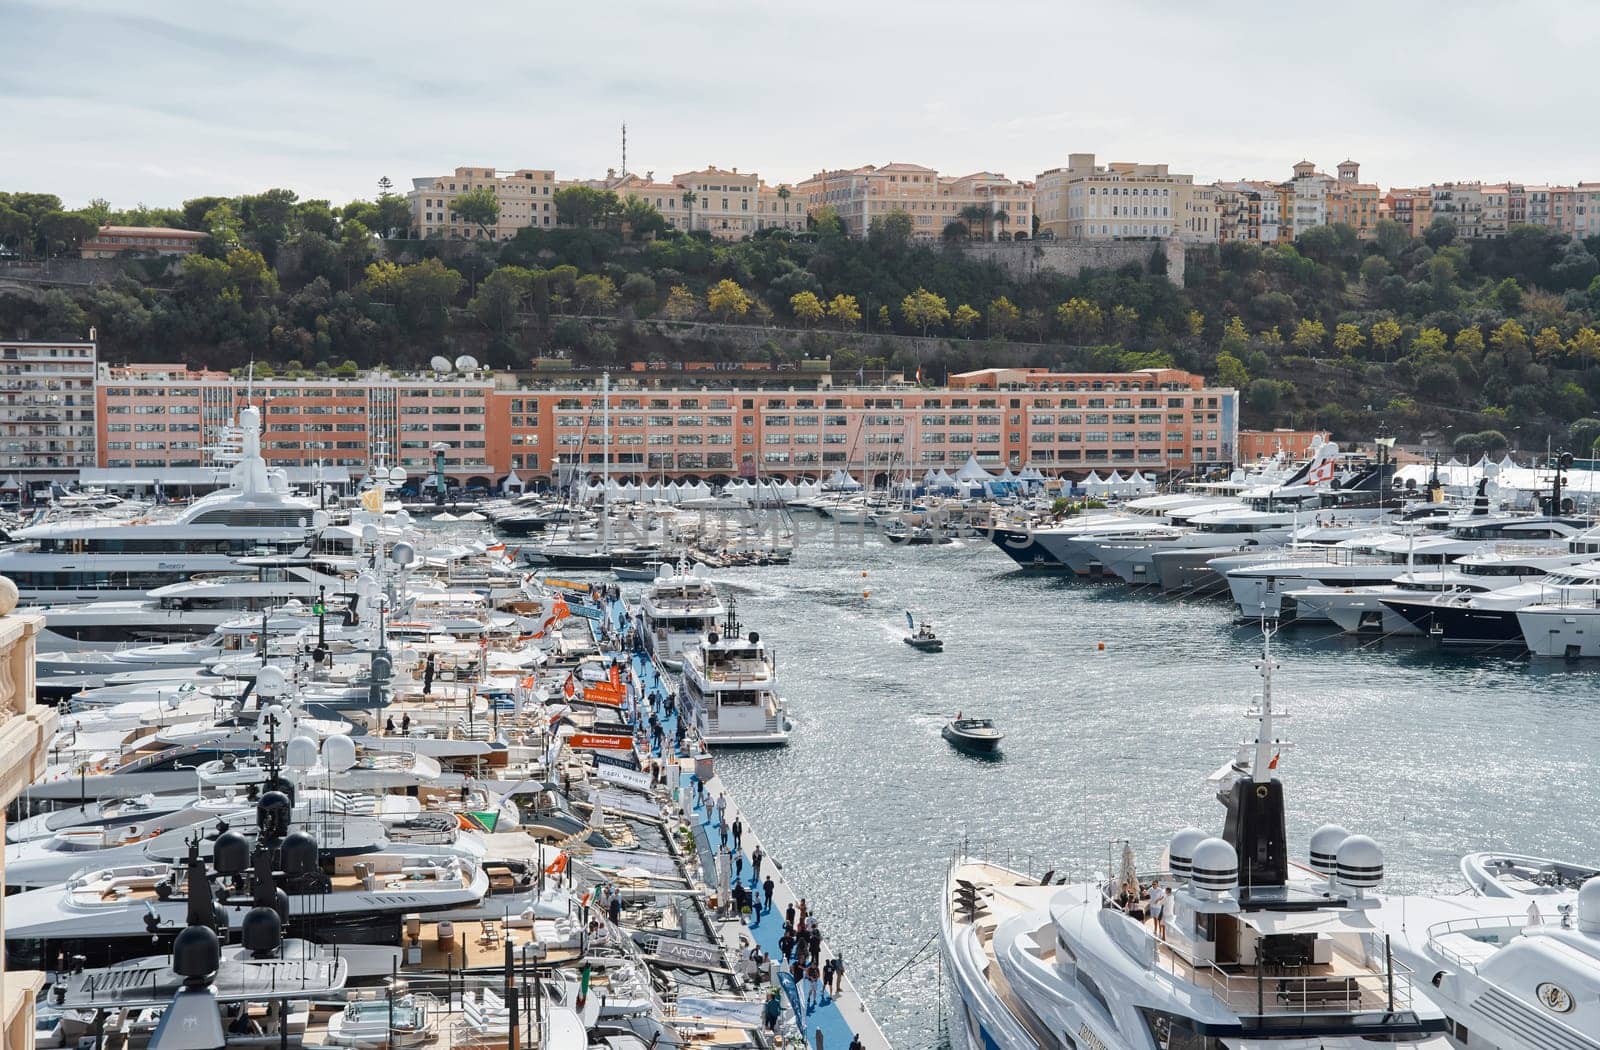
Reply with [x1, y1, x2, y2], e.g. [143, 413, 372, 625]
[582, 691, 626, 708]
[584, 681, 626, 699]
[569, 732, 635, 752]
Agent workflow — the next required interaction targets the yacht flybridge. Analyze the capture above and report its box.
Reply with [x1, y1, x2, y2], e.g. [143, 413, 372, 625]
[635, 562, 725, 671]
[679, 600, 792, 747]
[942, 632, 1455, 1049]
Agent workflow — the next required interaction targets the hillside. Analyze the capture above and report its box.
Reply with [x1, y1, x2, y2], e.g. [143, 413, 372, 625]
[5, 187, 1600, 455]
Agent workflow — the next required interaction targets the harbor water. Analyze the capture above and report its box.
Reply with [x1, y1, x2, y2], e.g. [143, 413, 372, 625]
[628, 530, 1600, 1050]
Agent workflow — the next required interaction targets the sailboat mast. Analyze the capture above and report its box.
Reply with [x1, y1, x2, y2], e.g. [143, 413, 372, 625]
[601, 371, 611, 553]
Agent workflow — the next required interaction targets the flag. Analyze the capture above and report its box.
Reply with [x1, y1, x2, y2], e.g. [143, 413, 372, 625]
[544, 851, 568, 875]
[563, 673, 576, 699]
[906, 610, 915, 630]
[552, 596, 571, 620]
[1305, 458, 1336, 486]
[1268, 751, 1281, 770]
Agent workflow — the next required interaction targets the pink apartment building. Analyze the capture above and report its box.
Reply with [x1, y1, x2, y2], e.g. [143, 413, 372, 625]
[93, 365, 1238, 488]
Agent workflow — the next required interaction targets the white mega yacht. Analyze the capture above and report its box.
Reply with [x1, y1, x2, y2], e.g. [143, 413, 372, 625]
[635, 562, 725, 671]
[941, 636, 1458, 1049]
[679, 610, 792, 747]
[0, 406, 322, 604]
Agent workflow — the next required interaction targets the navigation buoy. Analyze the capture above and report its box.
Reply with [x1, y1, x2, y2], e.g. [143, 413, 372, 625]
[1097, 641, 1105, 651]
[861, 570, 868, 577]
[863, 590, 871, 599]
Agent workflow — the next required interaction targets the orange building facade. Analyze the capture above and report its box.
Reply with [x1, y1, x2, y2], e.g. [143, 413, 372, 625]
[94, 365, 1239, 485]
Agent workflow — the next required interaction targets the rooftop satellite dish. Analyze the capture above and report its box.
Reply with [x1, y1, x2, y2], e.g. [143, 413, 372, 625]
[431, 355, 454, 373]
[455, 354, 478, 372]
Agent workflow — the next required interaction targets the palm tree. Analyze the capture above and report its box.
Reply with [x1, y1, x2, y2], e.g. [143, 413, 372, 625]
[958, 204, 988, 242]
[681, 190, 697, 234]
[991, 207, 1010, 241]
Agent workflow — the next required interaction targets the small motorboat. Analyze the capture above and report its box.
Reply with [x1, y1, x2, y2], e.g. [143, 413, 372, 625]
[904, 616, 943, 652]
[943, 716, 1002, 756]
[612, 562, 666, 582]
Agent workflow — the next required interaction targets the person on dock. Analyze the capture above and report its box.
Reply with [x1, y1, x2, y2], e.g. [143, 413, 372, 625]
[831, 954, 845, 996]
[763, 875, 775, 914]
[717, 810, 729, 849]
[779, 927, 796, 962]
[734, 851, 745, 884]
[821, 958, 836, 1004]
[785, 903, 796, 929]
[848, 1035, 863, 1050]
[804, 959, 821, 1010]
[761, 991, 781, 1033]
[423, 652, 435, 695]
[751, 844, 764, 881]
[731, 816, 744, 850]
[400, 712, 411, 735]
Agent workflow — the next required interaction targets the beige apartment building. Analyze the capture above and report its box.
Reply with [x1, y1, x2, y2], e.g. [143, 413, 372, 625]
[796, 162, 1032, 240]
[408, 165, 560, 240]
[1382, 186, 1433, 238]
[670, 166, 806, 239]
[1034, 153, 1200, 242]
[1326, 161, 1381, 238]
[1213, 181, 1283, 244]
[0, 585, 53, 1050]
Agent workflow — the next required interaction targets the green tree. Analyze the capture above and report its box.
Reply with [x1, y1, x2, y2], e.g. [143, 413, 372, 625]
[573, 273, 618, 314]
[1568, 327, 1600, 361]
[619, 195, 667, 240]
[1056, 297, 1102, 342]
[450, 187, 501, 237]
[1370, 319, 1403, 360]
[680, 191, 697, 233]
[1214, 352, 1249, 389]
[952, 303, 981, 336]
[467, 264, 536, 335]
[1332, 323, 1364, 354]
[707, 278, 752, 320]
[868, 210, 914, 252]
[828, 294, 862, 330]
[900, 286, 950, 335]
[553, 186, 622, 230]
[1454, 326, 1485, 354]
[1490, 318, 1528, 354]
[1219, 316, 1249, 355]
[1412, 327, 1448, 356]
[1533, 326, 1565, 358]
[662, 284, 698, 321]
[1568, 417, 1600, 453]
[789, 290, 825, 326]
[1291, 318, 1327, 353]
[987, 296, 1020, 338]
[876, 305, 891, 329]
[1110, 304, 1139, 341]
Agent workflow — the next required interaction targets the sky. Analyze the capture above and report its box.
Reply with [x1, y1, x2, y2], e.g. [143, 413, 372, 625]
[4, 0, 1596, 210]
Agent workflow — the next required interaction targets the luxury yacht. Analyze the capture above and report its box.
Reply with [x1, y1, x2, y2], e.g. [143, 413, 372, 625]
[0, 406, 326, 604]
[635, 562, 725, 671]
[1380, 559, 1600, 648]
[678, 610, 792, 747]
[1272, 515, 1592, 631]
[941, 635, 1455, 1049]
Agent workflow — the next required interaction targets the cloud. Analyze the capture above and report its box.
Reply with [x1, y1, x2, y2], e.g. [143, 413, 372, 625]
[2, 0, 1595, 207]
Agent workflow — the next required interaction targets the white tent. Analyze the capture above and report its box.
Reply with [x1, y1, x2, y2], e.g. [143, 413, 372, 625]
[954, 455, 996, 482]
[503, 469, 523, 493]
[1498, 453, 1518, 470]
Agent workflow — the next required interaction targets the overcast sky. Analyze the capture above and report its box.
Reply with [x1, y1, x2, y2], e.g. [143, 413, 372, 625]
[4, 0, 1594, 210]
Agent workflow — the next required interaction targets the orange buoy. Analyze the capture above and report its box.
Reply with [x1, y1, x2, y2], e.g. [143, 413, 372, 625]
[863, 590, 871, 598]
[1097, 641, 1105, 651]
[861, 570, 868, 577]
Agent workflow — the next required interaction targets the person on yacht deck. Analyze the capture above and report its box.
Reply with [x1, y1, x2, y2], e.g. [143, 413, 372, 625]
[1149, 880, 1169, 939]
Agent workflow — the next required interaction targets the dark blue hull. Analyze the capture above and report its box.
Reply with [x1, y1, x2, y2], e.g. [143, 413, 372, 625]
[1381, 599, 1526, 648]
[986, 528, 1064, 570]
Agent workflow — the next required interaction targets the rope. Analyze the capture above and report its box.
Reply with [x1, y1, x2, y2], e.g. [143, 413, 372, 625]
[872, 929, 940, 994]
